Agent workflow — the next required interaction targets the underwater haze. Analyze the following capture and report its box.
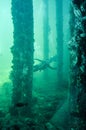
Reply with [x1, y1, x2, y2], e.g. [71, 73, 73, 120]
[0, 0, 86, 130]
[0, 0, 13, 85]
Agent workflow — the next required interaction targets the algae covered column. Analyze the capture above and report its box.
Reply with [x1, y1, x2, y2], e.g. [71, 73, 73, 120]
[55, 0, 63, 88]
[43, 0, 49, 79]
[69, 0, 86, 129]
[11, 0, 34, 116]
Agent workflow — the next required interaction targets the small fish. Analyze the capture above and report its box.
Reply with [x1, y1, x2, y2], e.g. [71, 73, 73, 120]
[15, 102, 28, 107]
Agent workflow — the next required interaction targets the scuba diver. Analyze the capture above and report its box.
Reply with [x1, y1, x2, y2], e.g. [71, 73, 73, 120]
[33, 55, 57, 72]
